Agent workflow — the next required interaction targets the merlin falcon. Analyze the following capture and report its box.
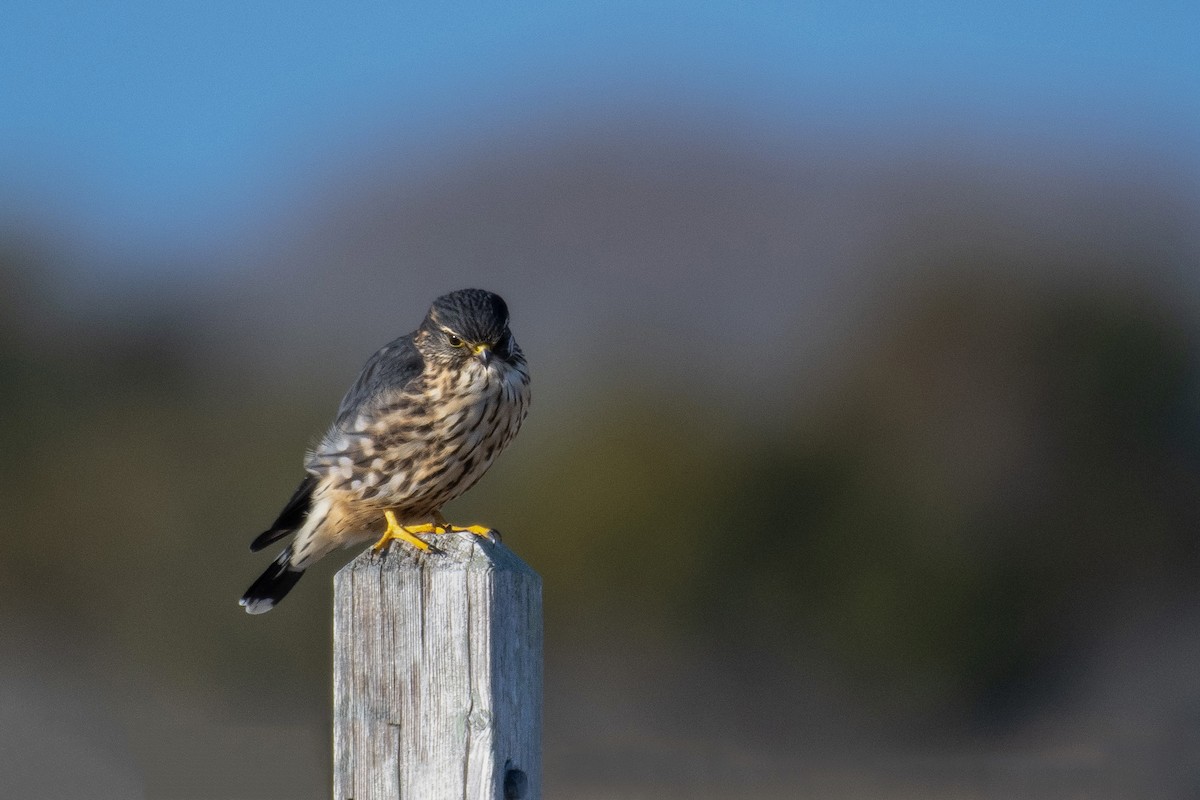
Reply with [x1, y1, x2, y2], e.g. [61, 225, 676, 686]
[240, 288, 530, 614]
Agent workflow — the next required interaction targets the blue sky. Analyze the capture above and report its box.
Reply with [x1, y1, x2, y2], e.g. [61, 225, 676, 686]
[3, 2, 1198, 255]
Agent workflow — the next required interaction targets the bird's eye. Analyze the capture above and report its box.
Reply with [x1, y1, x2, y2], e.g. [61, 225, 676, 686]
[447, 334, 464, 348]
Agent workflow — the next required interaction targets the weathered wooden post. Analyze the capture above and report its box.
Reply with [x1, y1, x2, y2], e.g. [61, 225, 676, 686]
[333, 532, 542, 800]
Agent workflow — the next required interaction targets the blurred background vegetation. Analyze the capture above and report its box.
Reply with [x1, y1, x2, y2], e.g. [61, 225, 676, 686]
[4, 4, 1200, 798]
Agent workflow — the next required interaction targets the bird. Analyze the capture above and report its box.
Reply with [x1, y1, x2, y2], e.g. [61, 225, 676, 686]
[240, 288, 531, 614]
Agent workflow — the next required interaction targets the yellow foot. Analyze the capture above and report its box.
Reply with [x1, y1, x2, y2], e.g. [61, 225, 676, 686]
[372, 510, 431, 552]
[402, 522, 448, 535]
[430, 513, 496, 539]
[443, 524, 495, 538]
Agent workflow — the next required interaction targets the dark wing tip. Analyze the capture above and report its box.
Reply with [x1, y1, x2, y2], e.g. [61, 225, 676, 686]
[249, 527, 286, 552]
[250, 475, 317, 551]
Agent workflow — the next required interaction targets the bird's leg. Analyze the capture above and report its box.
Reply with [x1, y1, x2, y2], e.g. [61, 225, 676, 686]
[372, 509, 431, 552]
[431, 510, 496, 539]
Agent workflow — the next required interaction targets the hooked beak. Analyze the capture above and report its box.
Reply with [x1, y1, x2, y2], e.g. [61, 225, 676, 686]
[472, 343, 493, 366]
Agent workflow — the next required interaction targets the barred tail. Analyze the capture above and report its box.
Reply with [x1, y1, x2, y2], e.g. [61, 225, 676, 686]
[239, 548, 305, 615]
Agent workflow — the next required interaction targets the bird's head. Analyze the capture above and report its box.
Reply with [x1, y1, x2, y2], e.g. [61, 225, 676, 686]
[420, 288, 518, 368]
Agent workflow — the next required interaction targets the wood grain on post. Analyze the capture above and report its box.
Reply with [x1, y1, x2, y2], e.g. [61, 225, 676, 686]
[333, 532, 542, 800]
